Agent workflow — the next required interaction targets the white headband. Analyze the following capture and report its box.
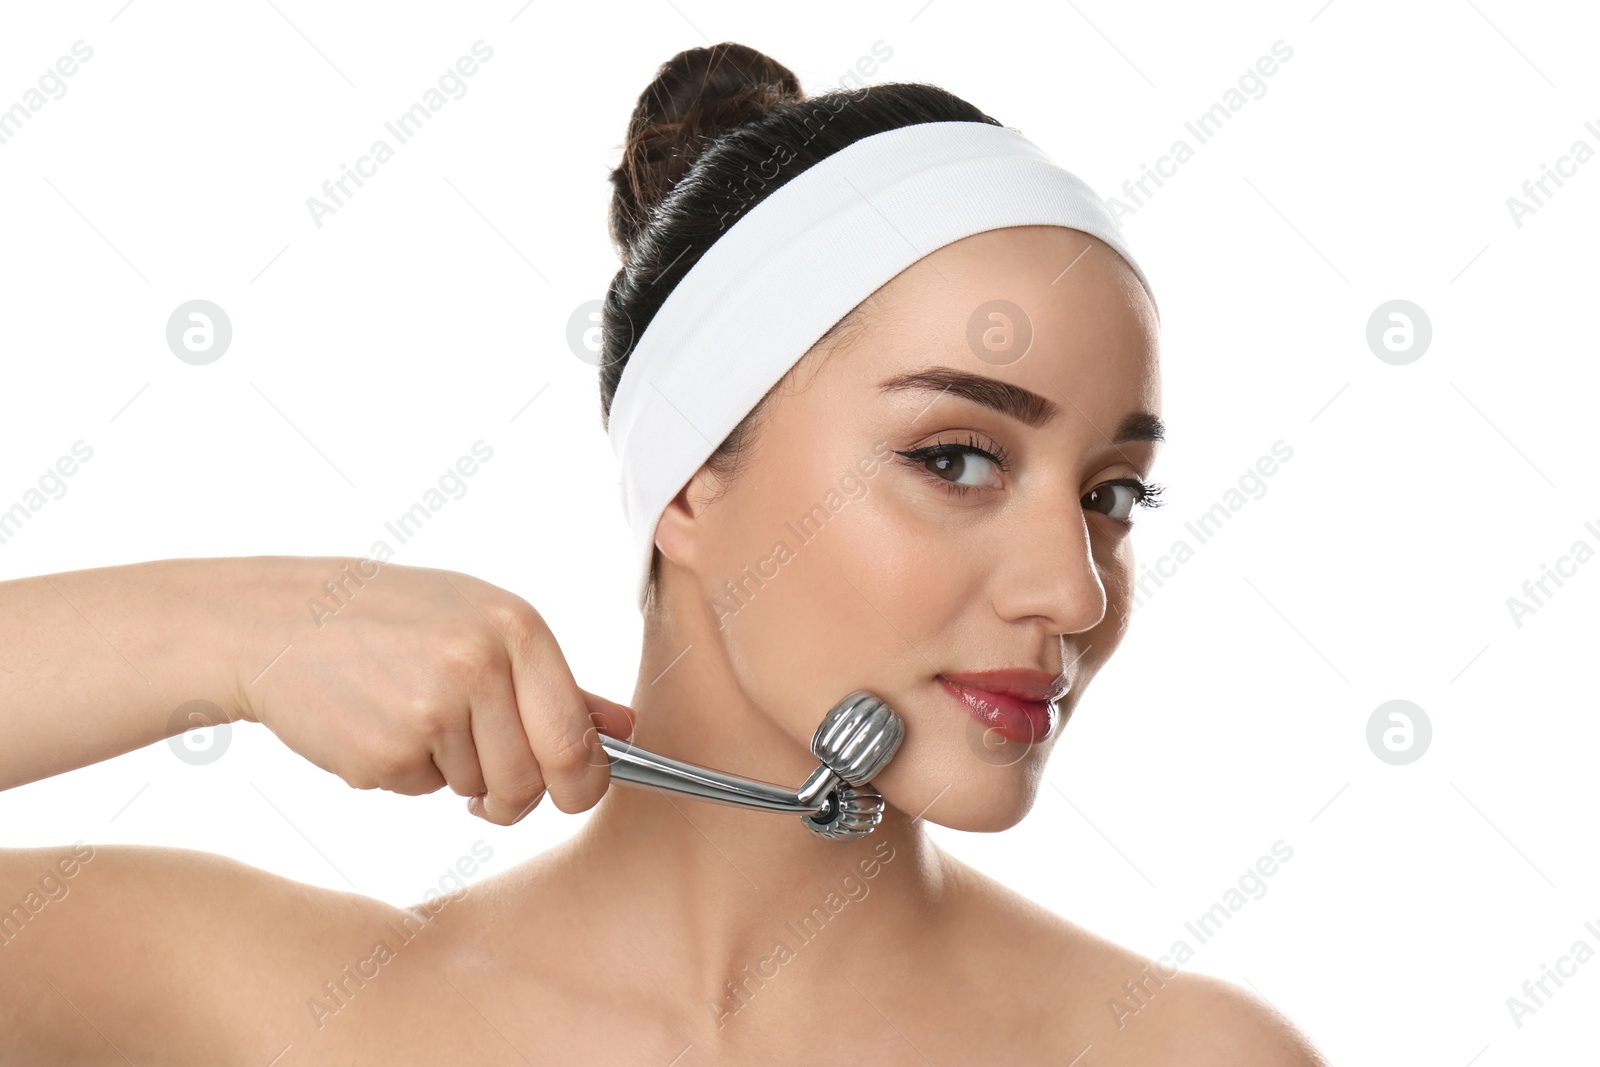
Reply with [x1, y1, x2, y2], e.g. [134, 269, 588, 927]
[606, 118, 1157, 612]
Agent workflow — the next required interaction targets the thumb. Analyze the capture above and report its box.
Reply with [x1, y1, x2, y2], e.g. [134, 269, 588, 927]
[578, 687, 636, 741]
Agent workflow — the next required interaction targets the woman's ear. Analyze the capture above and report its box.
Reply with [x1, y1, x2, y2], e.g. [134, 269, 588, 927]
[652, 463, 726, 576]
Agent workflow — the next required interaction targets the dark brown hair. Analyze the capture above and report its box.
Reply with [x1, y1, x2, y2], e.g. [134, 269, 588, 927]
[600, 42, 1000, 606]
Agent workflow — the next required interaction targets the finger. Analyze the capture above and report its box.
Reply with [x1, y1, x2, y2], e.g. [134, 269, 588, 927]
[382, 758, 448, 796]
[430, 724, 487, 799]
[503, 622, 609, 815]
[578, 688, 636, 740]
[467, 657, 548, 825]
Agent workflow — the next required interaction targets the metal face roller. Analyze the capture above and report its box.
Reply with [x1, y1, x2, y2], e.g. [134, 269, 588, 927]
[596, 690, 906, 841]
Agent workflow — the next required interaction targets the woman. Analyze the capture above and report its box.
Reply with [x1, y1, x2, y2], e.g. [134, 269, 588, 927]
[0, 43, 1326, 1064]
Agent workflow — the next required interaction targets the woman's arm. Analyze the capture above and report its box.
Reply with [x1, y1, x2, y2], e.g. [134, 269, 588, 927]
[0, 555, 634, 810]
[0, 556, 252, 791]
[0, 555, 635, 1060]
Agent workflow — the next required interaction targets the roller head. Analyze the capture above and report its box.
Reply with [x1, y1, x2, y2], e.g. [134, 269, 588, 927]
[810, 690, 905, 786]
[802, 783, 885, 840]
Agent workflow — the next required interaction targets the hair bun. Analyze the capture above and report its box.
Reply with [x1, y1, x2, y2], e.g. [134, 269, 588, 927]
[609, 42, 803, 261]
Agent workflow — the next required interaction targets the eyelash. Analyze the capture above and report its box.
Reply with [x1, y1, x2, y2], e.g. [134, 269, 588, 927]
[893, 434, 1166, 524]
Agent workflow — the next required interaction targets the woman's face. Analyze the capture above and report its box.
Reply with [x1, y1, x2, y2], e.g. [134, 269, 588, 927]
[656, 225, 1162, 832]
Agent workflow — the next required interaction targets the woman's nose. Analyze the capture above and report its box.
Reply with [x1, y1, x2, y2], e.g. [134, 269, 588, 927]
[990, 492, 1108, 636]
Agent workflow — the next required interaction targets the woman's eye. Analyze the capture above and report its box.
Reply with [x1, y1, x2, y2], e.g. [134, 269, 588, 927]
[923, 447, 1004, 488]
[1084, 479, 1161, 522]
[898, 443, 1007, 492]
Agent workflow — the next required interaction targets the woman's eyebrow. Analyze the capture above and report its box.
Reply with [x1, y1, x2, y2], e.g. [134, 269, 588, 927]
[876, 366, 1165, 444]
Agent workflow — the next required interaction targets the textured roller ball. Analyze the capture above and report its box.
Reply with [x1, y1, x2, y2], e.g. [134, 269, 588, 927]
[810, 690, 905, 786]
[802, 782, 885, 840]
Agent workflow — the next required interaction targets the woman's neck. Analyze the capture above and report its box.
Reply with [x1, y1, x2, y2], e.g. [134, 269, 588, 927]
[547, 598, 957, 1035]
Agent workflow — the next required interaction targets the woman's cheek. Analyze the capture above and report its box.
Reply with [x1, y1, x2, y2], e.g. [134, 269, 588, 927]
[770, 504, 930, 691]
[1084, 535, 1136, 662]
[714, 522, 860, 733]
[832, 502, 941, 622]
[1104, 535, 1137, 610]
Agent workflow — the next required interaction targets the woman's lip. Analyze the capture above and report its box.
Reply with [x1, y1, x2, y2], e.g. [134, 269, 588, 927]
[936, 676, 1057, 746]
[940, 668, 1068, 703]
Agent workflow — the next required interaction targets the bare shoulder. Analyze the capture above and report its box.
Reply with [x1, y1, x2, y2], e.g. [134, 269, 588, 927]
[940, 856, 1326, 1065]
[1116, 968, 1329, 1065]
[0, 841, 411, 1065]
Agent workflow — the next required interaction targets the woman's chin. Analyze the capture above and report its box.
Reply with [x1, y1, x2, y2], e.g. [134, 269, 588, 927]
[881, 764, 1043, 834]
[926, 801, 1035, 834]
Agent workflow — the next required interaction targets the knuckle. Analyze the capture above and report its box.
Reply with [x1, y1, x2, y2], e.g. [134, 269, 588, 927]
[370, 744, 413, 783]
[405, 690, 455, 740]
[440, 629, 500, 682]
[492, 597, 548, 656]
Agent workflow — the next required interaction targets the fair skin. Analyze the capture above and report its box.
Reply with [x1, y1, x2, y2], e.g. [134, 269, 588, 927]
[0, 226, 1326, 1064]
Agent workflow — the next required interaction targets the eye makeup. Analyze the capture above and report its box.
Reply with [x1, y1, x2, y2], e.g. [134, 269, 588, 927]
[892, 434, 1165, 524]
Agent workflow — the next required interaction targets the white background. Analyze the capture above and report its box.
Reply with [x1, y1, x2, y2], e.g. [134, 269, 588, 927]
[2, 1, 1597, 1062]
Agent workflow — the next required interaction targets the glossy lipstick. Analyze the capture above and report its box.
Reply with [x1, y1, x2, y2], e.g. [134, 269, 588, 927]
[936, 669, 1064, 746]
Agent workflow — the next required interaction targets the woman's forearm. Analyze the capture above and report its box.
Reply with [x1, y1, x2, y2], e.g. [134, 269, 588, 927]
[0, 556, 251, 791]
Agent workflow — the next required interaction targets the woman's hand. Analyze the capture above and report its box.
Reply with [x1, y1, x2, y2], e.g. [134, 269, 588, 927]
[228, 558, 634, 825]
